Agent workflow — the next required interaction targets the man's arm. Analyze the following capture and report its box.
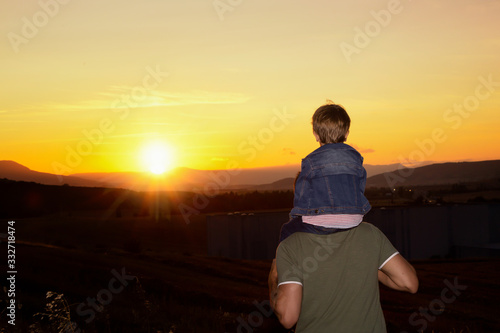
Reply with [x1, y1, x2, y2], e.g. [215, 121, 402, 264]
[268, 259, 302, 329]
[378, 253, 418, 293]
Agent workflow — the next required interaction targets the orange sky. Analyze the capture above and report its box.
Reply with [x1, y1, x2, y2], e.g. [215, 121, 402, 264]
[1, 0, 500, 175]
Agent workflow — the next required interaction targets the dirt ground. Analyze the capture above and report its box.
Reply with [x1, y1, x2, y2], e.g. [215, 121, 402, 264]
[2, 215, 499, 332]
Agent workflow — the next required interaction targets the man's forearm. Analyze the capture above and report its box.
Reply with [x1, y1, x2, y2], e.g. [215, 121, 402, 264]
[268, 259, 279, 310]
[269, 281, 278, 310]
[268, 259, 286, 322]
[379, 254, 419, 294]
[378, 269, 417, 293]
[378, 270, 403, 290]
[268, 259, 302, 328]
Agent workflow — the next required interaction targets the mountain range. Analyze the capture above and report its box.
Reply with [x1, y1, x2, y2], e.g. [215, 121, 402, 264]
[1, 159, 499, 192]
[366, 160, 500, 188]
[0, 161, 105, 187]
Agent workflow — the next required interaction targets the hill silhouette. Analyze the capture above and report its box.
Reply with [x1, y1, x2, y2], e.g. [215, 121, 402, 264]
[0, 160, 402, 191]
[71, 165, 303, 191]
[3, 159, 499, 192]
[366, 160, 500, 188]
[0, 160, 105, 187]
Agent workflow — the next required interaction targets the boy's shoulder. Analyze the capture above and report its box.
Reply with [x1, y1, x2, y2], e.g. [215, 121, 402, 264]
[303, 143, 364, 165]
[306, 143, 360, 157]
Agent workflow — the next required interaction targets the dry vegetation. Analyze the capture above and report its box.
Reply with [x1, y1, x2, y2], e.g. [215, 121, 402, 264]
[1, 211, 499, 333]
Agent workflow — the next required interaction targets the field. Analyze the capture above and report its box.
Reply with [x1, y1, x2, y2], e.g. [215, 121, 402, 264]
[1, 212, 499, 332]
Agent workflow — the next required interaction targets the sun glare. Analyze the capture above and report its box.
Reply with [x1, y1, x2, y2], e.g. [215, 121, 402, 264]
[141, 141, 175, 175]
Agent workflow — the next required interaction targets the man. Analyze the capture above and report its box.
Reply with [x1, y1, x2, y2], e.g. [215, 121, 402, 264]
[268, 222, 418, 332]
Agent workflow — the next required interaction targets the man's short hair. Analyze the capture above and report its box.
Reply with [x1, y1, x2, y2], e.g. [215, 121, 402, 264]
[312, 103, 350, 144]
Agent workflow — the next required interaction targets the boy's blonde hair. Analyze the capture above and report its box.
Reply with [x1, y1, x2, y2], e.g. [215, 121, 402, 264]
[312, 103, 350, 144]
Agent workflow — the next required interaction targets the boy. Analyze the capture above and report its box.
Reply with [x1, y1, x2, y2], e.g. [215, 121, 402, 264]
[279, 102, 371, 241]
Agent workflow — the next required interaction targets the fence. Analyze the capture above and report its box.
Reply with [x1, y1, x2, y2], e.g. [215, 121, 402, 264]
[206, 204, 500, 260]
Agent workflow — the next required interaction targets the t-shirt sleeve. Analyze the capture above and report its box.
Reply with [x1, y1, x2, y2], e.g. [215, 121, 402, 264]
[370, 224, 399, 269]
[276, 240, 303, 287]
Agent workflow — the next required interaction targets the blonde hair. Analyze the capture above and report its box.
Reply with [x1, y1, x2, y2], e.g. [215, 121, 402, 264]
[312, 103, 350, 144]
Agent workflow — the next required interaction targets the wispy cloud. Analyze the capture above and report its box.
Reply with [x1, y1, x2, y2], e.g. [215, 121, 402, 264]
[22, 88, 250, 113]
[151, 89, 250, 106]
[0, 120, 50, 123]
[101, 132, 155, 139]
[282, 148, 297, 155]
[211, 157, 229, 162]
[98, 87, 250, 109]
[350, 144, 375, 154]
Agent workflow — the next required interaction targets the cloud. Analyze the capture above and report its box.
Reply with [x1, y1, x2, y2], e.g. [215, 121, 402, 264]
[104, 87, 250, 108]
[32, 88, 250, 113]
[211, 157, 229, 162]
[282, 148, 297, 155]
[349, 144, 375, 154]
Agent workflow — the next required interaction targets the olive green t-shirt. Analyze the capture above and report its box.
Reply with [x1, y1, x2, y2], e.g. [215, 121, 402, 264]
[276, 222, 398, 333]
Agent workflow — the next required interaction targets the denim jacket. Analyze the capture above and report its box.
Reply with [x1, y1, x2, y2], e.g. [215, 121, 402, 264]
[290, 143, 371, 217]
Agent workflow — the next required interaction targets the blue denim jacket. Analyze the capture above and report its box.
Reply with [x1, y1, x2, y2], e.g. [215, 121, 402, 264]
[290, 143, 371, 217]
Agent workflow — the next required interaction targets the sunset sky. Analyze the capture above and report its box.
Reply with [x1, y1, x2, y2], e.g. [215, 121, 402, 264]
[2, 0, 500, 175]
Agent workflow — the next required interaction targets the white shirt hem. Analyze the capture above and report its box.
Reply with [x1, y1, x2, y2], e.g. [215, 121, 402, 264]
[278, 281, 303, 287]
[378, 251, 399, 270]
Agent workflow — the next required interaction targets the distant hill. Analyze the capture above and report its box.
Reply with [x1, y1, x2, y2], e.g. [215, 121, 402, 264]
[364, 163, 406, 178]
[366, 160, 500, 188]
[4, 160, 497, 192]
[71, 166, 301, 192]
[221, 163, 408, 191]
[228, 177, 296, 192]
[73, 163, 404, 192]
[0, 160, 105, 187]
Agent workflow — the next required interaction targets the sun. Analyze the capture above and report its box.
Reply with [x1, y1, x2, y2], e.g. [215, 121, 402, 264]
[140, 141, 175, 175]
